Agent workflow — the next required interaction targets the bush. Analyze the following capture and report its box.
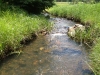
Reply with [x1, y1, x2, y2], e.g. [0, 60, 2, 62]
[2, 0, 55, 14]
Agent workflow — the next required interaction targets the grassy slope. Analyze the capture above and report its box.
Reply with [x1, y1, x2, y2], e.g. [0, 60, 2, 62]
[47, 2, 100, 75]
[90, 38, 100, 75]
[0, 8, 52, 59]
[48, 2, 100, 24]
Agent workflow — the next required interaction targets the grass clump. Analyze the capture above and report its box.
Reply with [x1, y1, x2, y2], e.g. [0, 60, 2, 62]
[0, 8, 52, 59]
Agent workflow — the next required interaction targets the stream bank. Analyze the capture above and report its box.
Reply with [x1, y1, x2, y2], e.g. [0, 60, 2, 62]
[0, 16, 94, 75]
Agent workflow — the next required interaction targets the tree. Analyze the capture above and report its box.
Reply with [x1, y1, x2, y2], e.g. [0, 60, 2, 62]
[2, 0, 55, 14]
[95, 0, 100, 2]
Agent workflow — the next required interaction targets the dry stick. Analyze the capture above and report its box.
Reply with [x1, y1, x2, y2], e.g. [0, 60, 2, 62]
[84, 42, 92, 49]
[78, 30, 83, 46]
[80, 31, 83, 46]
[82, 59, 96, 75]
[7, 50, 23, 57]
[76, 29, 95, 74]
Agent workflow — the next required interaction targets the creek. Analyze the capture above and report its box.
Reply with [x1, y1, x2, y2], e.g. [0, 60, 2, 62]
[0, 16, 94, 75]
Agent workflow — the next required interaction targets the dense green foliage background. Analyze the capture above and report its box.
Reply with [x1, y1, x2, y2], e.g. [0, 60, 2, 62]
[2, 0, 54, 14]
[55, 0, 99, 2]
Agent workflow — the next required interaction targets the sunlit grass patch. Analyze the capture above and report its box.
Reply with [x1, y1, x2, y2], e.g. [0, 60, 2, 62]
[0, 9, 52, 58]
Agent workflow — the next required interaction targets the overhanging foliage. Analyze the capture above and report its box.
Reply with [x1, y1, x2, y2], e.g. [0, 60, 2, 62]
[2, 0, 55, 14]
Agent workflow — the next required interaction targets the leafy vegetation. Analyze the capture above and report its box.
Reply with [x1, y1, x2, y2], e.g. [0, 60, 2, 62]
[55, 0, 100, 3]
[0, 7, 52, 59]
[90, 38, 100, 75]
[47, 2, 100, 75]
[2, 0, 55, 14]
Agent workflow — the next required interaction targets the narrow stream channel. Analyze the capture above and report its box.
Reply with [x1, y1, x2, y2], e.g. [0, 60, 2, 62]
[0, 17, 94, 75]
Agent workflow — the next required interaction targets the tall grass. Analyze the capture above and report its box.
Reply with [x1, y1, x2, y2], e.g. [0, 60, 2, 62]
[90, 38, 100, 75]
[0, 8, 52, 58]
[47, 2, 100, 75]
[48, 3, 100, 24]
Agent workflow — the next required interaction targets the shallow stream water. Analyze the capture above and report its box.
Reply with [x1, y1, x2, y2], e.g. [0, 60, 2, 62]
[0, 17, 94, 75]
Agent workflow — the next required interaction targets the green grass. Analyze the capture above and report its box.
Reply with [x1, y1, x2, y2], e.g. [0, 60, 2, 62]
[47, 2, 100, 75]
[0, 8, 52, 58]
[90, 38, 100, 75]
[48, 2, 100, 24]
